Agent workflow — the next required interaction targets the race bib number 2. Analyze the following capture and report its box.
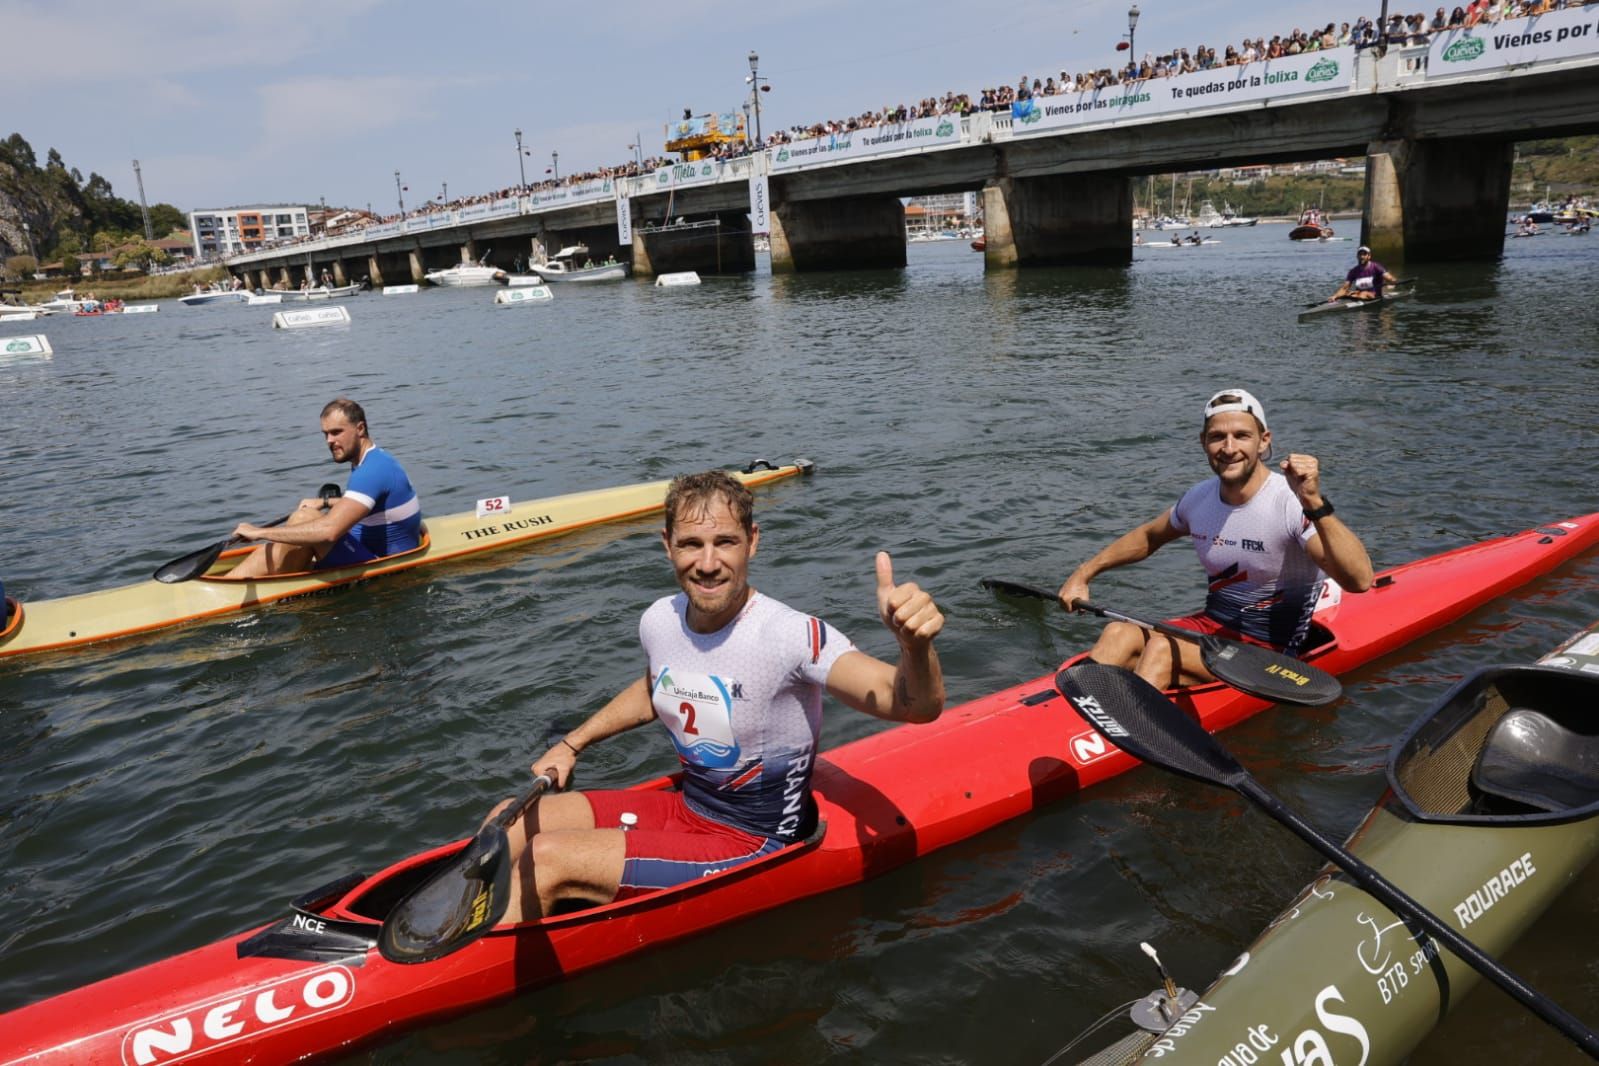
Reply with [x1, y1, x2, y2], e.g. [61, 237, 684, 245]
[652, 667, 738, 768]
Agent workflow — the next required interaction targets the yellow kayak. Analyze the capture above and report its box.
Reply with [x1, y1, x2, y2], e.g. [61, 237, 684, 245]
[0, 460, 812, 659]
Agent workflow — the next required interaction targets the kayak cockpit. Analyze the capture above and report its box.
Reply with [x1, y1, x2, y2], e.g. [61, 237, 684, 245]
[201, 529, 432, 582]
[0, 596, 21, 642]
[1389, 665, 1599, 824]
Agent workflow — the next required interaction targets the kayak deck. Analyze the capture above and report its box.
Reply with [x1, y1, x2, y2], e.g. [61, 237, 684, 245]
[0, 460, 811, 659]
[1298, 287, 1414, 320]
[3, 514, 1598, 1064]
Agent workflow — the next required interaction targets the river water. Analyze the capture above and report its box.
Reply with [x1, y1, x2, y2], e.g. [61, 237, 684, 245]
[3, 225, 1598, 1064]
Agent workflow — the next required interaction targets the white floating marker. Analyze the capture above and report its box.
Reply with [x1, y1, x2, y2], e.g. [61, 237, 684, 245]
[121, 304, 159, 314]
[655, 271, 701, 287]
[246, 293, 283, 305]
[0, 310, 38, 322]
[383, 284, 420, 295]
[273, 305, 352, 329]
[493, 287, 553, 305]
[504, 275, 543, 287]
[0, 334, 52, 361]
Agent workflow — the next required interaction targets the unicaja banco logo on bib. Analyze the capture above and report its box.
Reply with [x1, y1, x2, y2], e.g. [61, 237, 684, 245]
[1443, 36, 1486, 62]
[1306, 58, 1340, 82]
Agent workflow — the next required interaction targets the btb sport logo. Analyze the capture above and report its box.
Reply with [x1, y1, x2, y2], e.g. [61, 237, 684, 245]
[120, 965, 355, 1065]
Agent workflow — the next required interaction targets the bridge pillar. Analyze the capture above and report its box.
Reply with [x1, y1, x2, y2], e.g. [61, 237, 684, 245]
[278, 267, 292, 289]
[332, 260, 347, 285]
[1363, 138, 1514, 263]
[633, 214, 755, 277]
[367, 254, 385, 288]
[408, 249, 425, 284]
[768, 194, 905, 273]
[461, 239, 478, 264]
[982, 175, 1131, 268]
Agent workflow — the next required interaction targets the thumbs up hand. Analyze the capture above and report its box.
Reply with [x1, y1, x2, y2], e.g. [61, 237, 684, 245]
[876, 551, 944, 650]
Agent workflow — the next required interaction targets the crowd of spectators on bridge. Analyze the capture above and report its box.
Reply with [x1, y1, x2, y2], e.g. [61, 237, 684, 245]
[249, 0, 1589, 255]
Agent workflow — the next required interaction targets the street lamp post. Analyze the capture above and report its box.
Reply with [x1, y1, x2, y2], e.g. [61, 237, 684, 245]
[1126, 5, 1140, 71]
[551, 151, 559, 180]
[395, 170, 405, 216]
[514, 128, 527, 188]
[629, 134, 643, 167]
[442, 181, 448, 204]
[746, 51, 768, 147]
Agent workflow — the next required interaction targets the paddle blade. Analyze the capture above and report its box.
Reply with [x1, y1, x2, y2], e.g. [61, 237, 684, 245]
[1054, 662, 1247, 788]
[980, 577, 1057, 602]
[1196, 634, 1342, 707]
[378, 825, 513, 964]
[153, 538, 230, 583]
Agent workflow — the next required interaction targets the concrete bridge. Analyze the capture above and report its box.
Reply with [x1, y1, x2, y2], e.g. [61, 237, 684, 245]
[226, 11, 1599, 283]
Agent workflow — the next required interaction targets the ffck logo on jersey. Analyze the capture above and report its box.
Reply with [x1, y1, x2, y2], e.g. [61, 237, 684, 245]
[120, 965, 355, 1065]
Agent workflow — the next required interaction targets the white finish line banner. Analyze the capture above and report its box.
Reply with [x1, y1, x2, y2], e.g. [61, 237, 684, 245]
[1429, 8, 1599, 75]
[1010, 47, 1353, 138]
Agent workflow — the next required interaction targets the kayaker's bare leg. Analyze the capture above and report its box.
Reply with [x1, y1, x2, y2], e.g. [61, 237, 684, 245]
[1086, 620, 1149, 670]
[1131, 632, 1216, 690]
[226, 501, 329, 578]
[492, 792, 625, 922]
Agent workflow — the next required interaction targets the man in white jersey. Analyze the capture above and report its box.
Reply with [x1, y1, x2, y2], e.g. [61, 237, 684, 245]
[490, 469, 945, 921]
[227, 398, 423, 578]
[1056, 389, 1373, 689]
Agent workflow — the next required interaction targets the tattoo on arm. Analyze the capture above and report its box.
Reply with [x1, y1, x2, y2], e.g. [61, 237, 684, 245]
[894, 675, 912, 713]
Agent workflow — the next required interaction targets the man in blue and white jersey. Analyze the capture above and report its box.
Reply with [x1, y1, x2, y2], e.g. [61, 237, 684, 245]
[488, 469, 946, 921]
[1057, 389, 1373, 690]
[228, 397, 422, 577]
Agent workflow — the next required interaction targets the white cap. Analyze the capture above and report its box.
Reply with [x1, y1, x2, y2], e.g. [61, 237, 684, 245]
[1203, 389, 1268, 433]
[1357, 245, 1372, 254]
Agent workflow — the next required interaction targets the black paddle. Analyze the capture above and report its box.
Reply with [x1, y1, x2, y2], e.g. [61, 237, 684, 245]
[1053, 662, 1599, 1060]
[378, 774, 554, 965]
[153, 483, 342, 583]
[981, 578, 1341, 706]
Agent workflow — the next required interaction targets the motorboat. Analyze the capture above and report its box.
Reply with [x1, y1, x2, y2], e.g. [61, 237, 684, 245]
[1195, 201, 1224, 228]
[423, 259, 507, 287]
[283, 282, 365, 302]
[1289, 207, 1335, 241]
[35, 289, 89, 312]
[178, 286, 250, 307]
[1217, 202, 1258, 227]
[530, 245, 629, 283]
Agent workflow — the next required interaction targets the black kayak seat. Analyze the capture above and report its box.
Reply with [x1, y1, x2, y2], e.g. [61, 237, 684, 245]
[1471, 708, 1599, 813]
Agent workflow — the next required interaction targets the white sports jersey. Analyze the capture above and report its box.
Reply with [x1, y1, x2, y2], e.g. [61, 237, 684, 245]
[1169, 471, 1325, 650]
[640, 590, 855, 841]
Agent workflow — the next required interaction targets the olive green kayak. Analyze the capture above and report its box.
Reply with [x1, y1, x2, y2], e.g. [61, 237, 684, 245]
[1065, 621, 1599, 1065]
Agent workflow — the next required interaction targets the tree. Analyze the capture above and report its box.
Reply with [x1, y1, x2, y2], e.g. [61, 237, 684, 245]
[60, 253, 80, 278]
[5, 254, 37, 280]
[150, 203, 187, 236]
[114, 242, 168, 272]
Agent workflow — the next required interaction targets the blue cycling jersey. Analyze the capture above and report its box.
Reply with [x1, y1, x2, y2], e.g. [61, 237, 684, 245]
[344, 446, 422, 555]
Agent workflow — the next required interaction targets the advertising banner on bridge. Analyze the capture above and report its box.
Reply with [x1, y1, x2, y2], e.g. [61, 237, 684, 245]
[651, 159, 731, 191]
[1427, 8, 1599, 76]
[527, 178, 614, 210]
[456, 197, 519, 222]
[1009, 47, 1353, 139]
[769, 113, 963, 172]
[748, 173, 770, 235]
[616, 193, 632, 246]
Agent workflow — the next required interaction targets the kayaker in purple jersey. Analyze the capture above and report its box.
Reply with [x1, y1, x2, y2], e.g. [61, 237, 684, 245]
[488, 469, 946, 921]
[1057, 389, 1373, 690]
[1328, 245, 1398, 302]
[228, 397, 422, 577]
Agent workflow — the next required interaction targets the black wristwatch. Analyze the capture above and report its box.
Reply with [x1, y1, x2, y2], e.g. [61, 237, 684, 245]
[1303, 498, 1335, 521]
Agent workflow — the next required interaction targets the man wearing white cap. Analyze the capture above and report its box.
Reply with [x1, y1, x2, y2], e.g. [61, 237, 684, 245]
[1328, 245, 1398, 302]
[1057, 390, 1373, 689]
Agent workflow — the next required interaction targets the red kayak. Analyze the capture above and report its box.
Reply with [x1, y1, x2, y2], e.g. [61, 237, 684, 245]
[5, 514, 1598, 1065]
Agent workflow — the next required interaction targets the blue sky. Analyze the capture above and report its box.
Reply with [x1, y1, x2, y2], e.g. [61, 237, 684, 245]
[1, 0, 1357, 215]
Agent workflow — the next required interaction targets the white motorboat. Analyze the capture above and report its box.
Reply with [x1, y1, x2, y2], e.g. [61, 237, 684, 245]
[424, 260, 507, 287]
[36, 289, 90, 312]
[1196, 201, 1225, 228]
[1218, 202, 1258, 227]
[178, 286, 250, 306]
[530, 245, 629, 283]
[283, 283, 365, 302]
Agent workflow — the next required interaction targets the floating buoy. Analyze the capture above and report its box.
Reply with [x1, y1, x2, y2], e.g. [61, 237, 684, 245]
[655, 272, 702, 287]
[273, 306, 352, 329]
[493, 287, 554, 305]
[0, 334, 52, 360]
[383, 284, 420, 295]
[122, 305, 159, 314]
